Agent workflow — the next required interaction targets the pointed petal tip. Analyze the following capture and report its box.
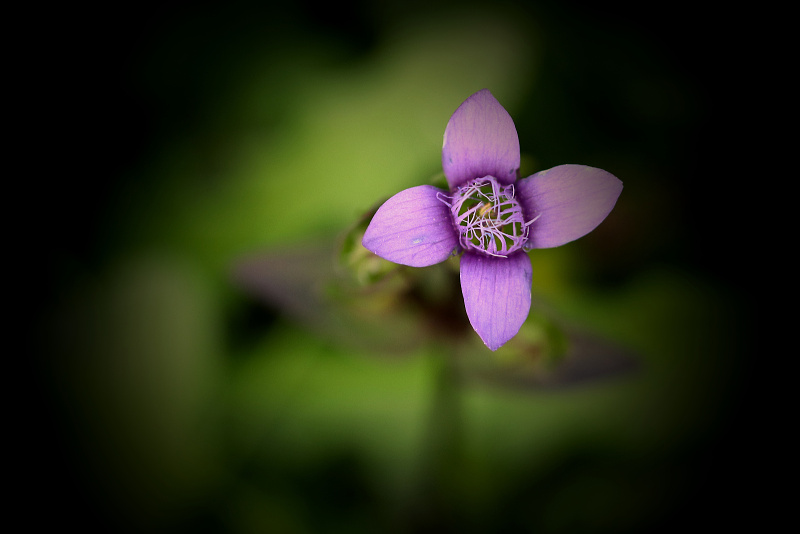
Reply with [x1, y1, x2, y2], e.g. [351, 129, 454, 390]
[483, 338, 504, 352]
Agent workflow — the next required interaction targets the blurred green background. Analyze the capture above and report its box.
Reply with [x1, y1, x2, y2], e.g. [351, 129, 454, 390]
[32, 1, 752, 533]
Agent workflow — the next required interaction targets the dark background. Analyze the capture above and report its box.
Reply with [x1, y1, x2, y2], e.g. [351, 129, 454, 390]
[24, 1, 761, 532]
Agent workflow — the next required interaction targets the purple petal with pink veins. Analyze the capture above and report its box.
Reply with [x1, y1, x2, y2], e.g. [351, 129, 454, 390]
[362, 185, 458, 267]
[442, 89, 520, 190]
[516, 165, 623, 249]
[460, 251, 532, 351]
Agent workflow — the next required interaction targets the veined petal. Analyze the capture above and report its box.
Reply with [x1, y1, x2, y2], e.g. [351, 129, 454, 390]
[516, 165, 623, 249]
[460, 251, 531, 351]
[442, 89, 520, 190]
[362, 185, 458, 267]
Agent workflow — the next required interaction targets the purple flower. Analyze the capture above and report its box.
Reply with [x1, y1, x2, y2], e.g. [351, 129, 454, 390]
[362, 89, 622, 350]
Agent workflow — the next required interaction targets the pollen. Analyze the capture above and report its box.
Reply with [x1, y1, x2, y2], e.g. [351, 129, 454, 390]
[477, 202, 494, 217]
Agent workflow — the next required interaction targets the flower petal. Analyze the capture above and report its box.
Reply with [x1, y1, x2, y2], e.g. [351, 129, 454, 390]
[460, 251, 531, 351]
[442, 89, 520, 190]
[516, 165, 623, 249]
[362, 185, 458, 267]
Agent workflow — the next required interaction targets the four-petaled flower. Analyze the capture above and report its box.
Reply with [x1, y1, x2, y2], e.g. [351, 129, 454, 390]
[362, 89, 622, 350]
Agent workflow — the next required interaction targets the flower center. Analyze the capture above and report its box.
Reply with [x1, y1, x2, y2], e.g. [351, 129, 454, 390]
[440, 176, 532, 257]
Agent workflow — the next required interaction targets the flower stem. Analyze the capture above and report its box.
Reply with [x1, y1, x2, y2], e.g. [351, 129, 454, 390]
[409, 348, 465, 529]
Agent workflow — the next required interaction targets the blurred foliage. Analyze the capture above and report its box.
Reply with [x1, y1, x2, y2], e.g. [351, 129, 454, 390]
[31, 1, 753, 533]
